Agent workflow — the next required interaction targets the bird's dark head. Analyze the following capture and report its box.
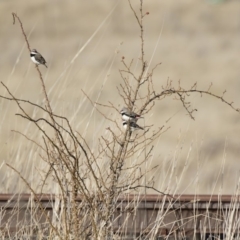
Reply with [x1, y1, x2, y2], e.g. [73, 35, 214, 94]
[31, 49, 38, 53]
[120, 107, 128, 114]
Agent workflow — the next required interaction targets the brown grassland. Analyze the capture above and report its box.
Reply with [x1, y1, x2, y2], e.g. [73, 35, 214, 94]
[0, 0, 240, 195]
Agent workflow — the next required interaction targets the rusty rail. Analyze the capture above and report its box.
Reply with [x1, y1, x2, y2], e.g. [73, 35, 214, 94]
[0, 194, 239, 239]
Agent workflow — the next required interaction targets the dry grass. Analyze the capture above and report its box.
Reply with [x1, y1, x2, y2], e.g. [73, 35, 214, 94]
[0, 1, 239, 239]
[1, 0, 240, 195]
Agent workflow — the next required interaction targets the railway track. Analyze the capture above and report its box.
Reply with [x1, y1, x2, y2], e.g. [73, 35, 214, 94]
[0, 194, 239, 239]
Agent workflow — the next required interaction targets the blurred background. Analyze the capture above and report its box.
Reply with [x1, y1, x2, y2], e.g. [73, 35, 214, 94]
[0, 0, 240, 194]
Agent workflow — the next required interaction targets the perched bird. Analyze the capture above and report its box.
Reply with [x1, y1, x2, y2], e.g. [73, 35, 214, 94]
[120, 107, 142, 122]
[123, 120, 144, 132]
[30, 49, 48, 68]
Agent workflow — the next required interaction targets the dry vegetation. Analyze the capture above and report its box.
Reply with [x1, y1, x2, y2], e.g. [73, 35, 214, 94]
[0, 1, 240, 239]
[0, 0, 240, 194]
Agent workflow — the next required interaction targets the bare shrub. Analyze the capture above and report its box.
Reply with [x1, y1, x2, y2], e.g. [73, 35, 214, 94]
[0, 1, 239, 239]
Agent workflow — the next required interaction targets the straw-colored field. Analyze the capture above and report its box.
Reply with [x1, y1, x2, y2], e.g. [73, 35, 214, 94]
[1, 0, 240, 193]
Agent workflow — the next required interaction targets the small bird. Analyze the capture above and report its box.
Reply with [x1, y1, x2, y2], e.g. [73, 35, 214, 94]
[123, 120, 144, 132]
[120, 107, 142, 122]
[30, 49, 48, 68]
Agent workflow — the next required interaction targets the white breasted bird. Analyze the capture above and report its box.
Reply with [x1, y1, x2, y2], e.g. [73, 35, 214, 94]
[30, 49, 47, 68]
[123, 120, 144, 132]
[120, 107, 142, 122]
